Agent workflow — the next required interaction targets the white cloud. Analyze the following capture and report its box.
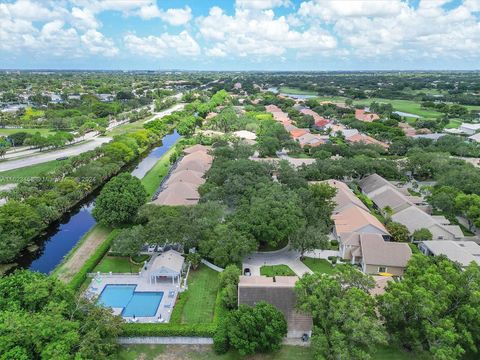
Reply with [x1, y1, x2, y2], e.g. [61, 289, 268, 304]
[81, 29, 118, 56]
[71, 7, 100, 29]
[235, 0, 291, 10]
[299, 0, 407, 21]
[206, 47, 227, 57]
[299, 0, 480, 60]
[124, 31, 201, 57]
[198, 7, 336, 57]
[158, 7, 192, 26]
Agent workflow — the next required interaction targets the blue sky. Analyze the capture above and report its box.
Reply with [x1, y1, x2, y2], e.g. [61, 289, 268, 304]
[0, 0, 479, 70]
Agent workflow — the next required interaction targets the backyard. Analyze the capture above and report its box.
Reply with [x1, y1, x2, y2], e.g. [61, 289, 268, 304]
[174, 264, 219, 324]
[141, 145, 177, 196]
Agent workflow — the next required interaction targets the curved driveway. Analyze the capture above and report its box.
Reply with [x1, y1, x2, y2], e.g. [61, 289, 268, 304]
[242, 247, 313, 277]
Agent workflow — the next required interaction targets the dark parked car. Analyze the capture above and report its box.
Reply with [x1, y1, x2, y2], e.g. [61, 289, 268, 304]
[243, 268, 251, 276]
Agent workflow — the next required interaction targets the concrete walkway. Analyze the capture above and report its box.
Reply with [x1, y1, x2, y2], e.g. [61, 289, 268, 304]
[304, 249, 339, 259]
[118, 337, 213, 345]
[243, 247, 313, 277]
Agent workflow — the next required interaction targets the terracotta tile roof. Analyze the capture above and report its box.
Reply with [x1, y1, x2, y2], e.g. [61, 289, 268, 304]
[290, 129, 309, 139]
[346, 133, 389, 149]
[355, 109, 380, 122]
[332, 206, 389, 237]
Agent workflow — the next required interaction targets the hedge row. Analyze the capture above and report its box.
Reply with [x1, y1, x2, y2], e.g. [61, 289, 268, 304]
[69, 229, 120, 291]
[169, 291, 188, 324]
[122, 323, 217, 337]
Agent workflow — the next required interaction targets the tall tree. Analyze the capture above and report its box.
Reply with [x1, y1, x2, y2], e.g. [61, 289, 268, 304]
[290, 225, 329, 259]
[296, 267, 386, 360]
[92, 173, 147, 227]
[379, 254, 480, 360]
[0, 271, 122, 359]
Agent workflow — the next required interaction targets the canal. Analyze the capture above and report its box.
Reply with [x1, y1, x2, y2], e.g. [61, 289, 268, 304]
[14, 130, 181, 274]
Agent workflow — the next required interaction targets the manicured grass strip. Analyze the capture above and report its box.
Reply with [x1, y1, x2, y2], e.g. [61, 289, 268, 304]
[0, 128, 55, 136]
[117, 344, 166, 360]
[181, 265, 220, 324]
[68, 229, 120, 291]
[302, 258, 336, 275]
[141, 144, 177, 196]
[260, 264, 296, 277]
[0, 159, 66, 181]
[93, 256, 144, 273]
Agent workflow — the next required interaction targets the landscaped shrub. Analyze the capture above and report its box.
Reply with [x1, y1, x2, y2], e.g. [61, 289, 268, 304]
[330, 240, 339, 247]
[122, 323, 216, 337]
[213, 319, 229, 354]
[68, 229, 119, 291]
[169, 291, 189, 324]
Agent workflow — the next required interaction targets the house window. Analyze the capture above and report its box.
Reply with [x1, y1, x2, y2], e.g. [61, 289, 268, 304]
[378, 266, 387, 273]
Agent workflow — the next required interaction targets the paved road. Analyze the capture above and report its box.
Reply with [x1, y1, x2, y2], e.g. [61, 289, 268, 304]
[243, 247, 313, 277]
[144, 103, 186, 123]
[3, 132, 100, 160]
[0, 137, 111, 172]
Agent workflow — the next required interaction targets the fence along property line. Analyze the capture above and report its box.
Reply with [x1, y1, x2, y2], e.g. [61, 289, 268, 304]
[201, 259, 224, 272]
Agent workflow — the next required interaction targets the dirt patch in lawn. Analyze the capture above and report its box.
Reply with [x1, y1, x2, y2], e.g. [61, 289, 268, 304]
[56, 225, 111, 282]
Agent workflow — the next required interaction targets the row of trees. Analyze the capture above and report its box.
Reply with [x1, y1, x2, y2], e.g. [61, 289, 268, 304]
[295, 255, 480, 360]
[0, 117, 177, 264]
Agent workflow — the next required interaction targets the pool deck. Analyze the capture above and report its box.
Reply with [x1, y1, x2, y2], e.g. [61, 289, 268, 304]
[86, 273, 182, 323]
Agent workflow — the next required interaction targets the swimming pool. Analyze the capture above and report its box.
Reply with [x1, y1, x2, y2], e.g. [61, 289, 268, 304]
[98, 285, 163, 317]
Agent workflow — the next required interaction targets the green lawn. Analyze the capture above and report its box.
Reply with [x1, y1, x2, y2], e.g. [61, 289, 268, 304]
[302, 258, 336, 275]
[260, 265, 296, 277]
[0, 159, 67, 182]
[445, 118, 463, 129]
[93, 256, 145, 273]
[279, 87, 317, 95]
[141, 144, 177, 196]
[117, 344, 436, 360]
[107, 118, 150, 137]
[117, 345, 314, 360]
[118, 344, 166, 360]
[354, 98, 442, 119]
[0, 127, 55, 136]
[181, 264, 219, 324]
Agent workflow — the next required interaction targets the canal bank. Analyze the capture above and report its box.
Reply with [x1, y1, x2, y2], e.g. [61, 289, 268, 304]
[53, 132, 181, 283]
[11, 130, 181, 276]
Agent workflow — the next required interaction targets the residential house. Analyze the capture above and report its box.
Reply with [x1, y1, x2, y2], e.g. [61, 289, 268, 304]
[355, 109, 380, 122]
[322, 180, 369, 213]
[419, 240, 480, 267]
[332, 205, 390, 241]
[300, 108, 331, 130]
[392, 206, 463, 240]
[468, 133, 480, 143]
[296, 133, 328, 148]
[152, 145, 212, 206]
[238, 275, 313, 339]
[340, 233, 411, 276]
[265, 104, 290, 122]
[459, 122, 480, 135]
[290, 129, 309, 139]
[345, 133, 389, 149]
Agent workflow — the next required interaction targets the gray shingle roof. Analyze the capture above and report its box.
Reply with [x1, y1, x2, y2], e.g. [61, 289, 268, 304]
[360, 235, 412, 267]
[420, 240, 480, 267]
